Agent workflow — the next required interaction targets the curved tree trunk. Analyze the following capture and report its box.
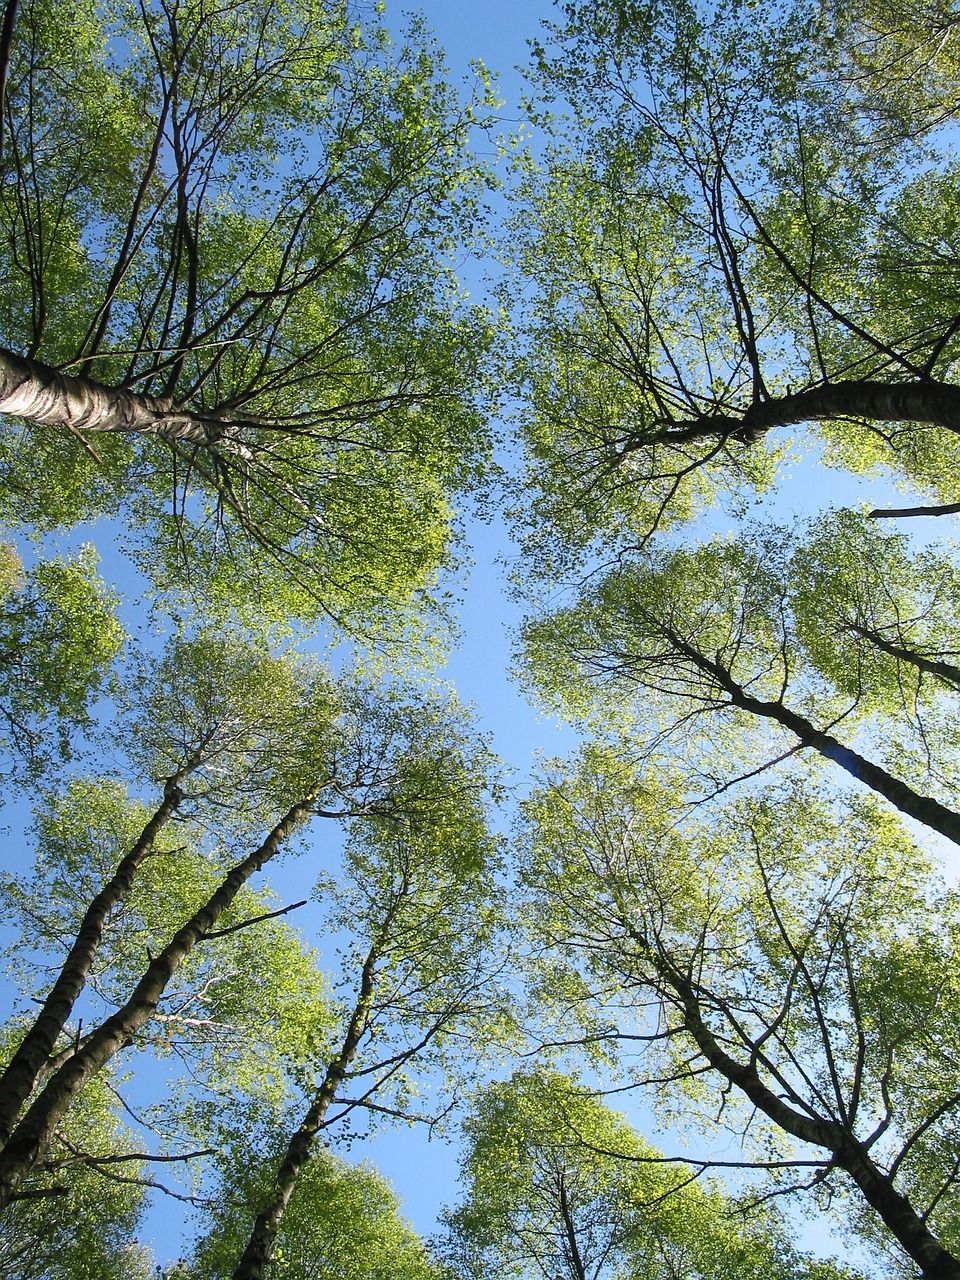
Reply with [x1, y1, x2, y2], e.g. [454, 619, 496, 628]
[655, 947, 960, 1280]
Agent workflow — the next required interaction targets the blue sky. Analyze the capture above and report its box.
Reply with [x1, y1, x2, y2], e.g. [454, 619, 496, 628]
[379, 0, 577, 776]
[5, 0, 950, 1269]
[300, 0, 568, 1246]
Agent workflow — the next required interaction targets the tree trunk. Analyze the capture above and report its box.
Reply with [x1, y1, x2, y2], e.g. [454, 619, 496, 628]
[661, 625, 960, 846]
[848, 623, 960, 691]
[658, 951, 960, 1280]
[0, 346, 221, 444]
[0, 798, 312, 1209]
[557, 1172, 588, 1280]
[231, 899, 402, 1280]
[0, 782, 184, 1147]
[635, 379, 960, 449]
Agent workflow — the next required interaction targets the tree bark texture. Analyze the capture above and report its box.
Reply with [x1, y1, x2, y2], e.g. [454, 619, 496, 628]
[0, 782, 184, 1147]
[849, 624, 960, 691]
[634, 379, 960, 449]
[0, 798, 312, 1209]
[0, 346, 221, 443]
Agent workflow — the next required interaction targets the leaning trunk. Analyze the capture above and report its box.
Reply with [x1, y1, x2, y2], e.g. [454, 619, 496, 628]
[659, 952, 960, 1280]
[231, 899, 402, 1280]
[643, 379, 960, 449]
[0, 798, 313, 1209]
[0, 346, 219, 443]
[0, 781, 184, 1146]
[849, 623, 960, 692]
[662, 624, 960, 847]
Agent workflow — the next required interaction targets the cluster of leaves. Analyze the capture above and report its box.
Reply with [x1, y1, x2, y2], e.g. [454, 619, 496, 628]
[504, 0, 960, 579]
[440, 1071, 853, 1280]
[0, 0, 514, 1265]
[0, 620, 508, 1276]
[505, 0, 960, 1277]
[8, 0, 960, 1275]
[0, 0, 499, 633]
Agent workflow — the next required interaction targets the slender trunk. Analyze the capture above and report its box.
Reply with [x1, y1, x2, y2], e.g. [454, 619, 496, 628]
[638, 379, 960, 449]
[232, 900, 401, 1280]
[849, 623, 960, 691]
[662, 625, 960, 846]
[557, 1172, 588, 1280]
[870, 502, 960, 519]
[0, 798, 312, 1209]
[0, 782, 184, 1147]
[0, 0, 19, 160]
[660, 954, 960, 1280]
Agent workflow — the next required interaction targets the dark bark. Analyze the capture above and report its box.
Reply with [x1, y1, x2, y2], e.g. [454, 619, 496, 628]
[870, 503, 960, 519]
[558, 1172, 588, 1280]
[231, 898, 400, 1280]
[848, 623, 960, 691]
[656, 950, 960, 1280]
[660, 625, 960, 847]
[0, 798, 312, 1209]
[629, 379, 960, 450]
[0, 782, 184, 1148]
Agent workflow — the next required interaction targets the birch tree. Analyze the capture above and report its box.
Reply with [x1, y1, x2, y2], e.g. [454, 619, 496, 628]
[506, 0, 960, 576]
[227, 728, 505, 1279]
[0, 655, 502, 1218]
[442, 1072, 858, 1280]
[0, 0, 495, 625]
[0, 1066, 152, 1280]
[523, 515, 960, 844]
[0, 630, 344, 1145]
[520, 752, 960, 1279]
[188, 1146, 442, 1280]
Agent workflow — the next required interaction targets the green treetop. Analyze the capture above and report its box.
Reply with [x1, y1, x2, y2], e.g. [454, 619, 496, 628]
[0, 0, 497, 630]
[505, 0, 960, 578]
[519, 752, 960, 1279]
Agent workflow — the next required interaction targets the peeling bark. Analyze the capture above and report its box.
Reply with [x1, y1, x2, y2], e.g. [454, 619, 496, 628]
[0, 347, 225, 444]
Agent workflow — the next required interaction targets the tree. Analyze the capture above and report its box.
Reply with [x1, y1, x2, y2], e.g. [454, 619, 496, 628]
[0, 545, 122, 781]
[787, 508, 960, 708]
[0, 629, 344, 1147]
[441, 1072, 850, 1280]
[519, 749, 960, 1279]
[0, 1063, 152, 1280]
[188, 1145, 443, 1280]
[505, 0, 960, 577]
[0, 0, 495, 626]
[0, 650, 504, 1259]
[522, 519, 960, 845]
[228, 728, 506, 1278]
